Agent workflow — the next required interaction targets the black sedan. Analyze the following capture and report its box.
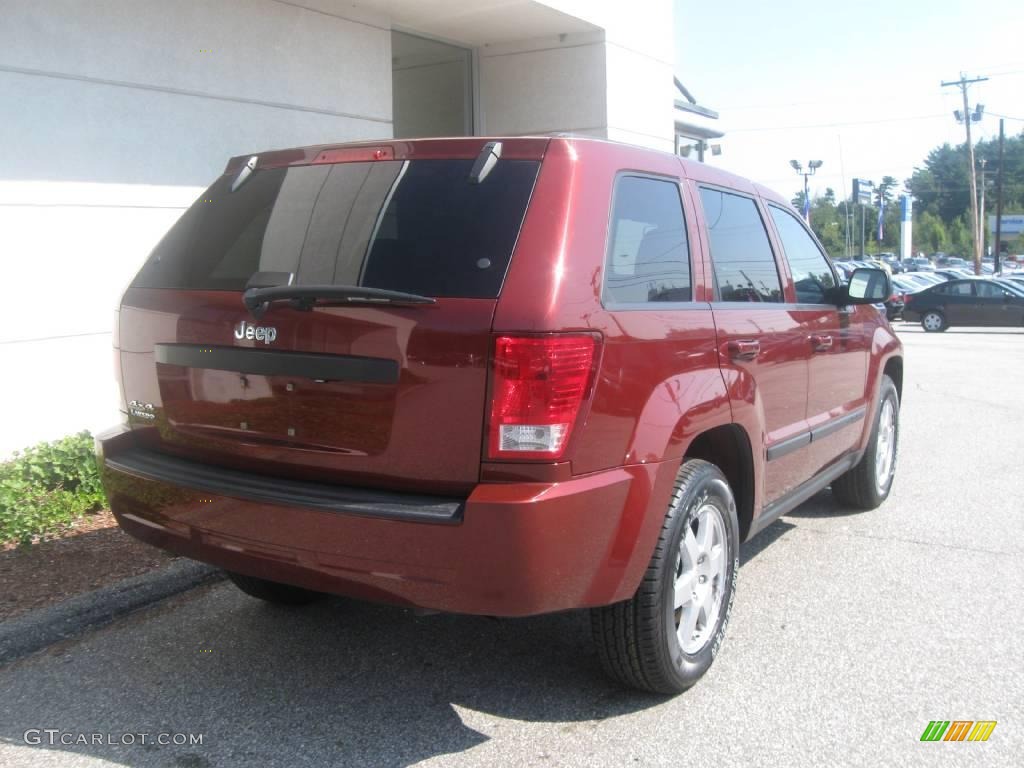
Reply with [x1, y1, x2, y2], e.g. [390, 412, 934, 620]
[903, 278, 1024, 332]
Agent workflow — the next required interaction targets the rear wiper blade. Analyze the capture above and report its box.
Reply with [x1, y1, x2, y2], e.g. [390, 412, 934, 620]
[242, 284, 436, 319]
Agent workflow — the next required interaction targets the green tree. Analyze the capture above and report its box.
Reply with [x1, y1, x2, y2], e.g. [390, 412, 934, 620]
[916, 210, 948, 253]
[948, 214, 972, 256]
[907, 130, 1024, 228]
[876, 176, 898, 206]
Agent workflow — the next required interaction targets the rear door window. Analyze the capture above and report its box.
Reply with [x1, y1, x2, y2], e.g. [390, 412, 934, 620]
[603, 175, 691, 304]
[698, 187, 783, 302]
[132, 159, 540, 298]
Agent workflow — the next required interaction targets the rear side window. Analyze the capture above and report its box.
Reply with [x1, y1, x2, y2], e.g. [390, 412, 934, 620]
[604, 175, 691, 304]
[937, 281, 971, 296]
[975, 282, 1010, 298]
[698, 188, 782, 302]
[768, 205, 837, 304]
[132, 159, 540, 298]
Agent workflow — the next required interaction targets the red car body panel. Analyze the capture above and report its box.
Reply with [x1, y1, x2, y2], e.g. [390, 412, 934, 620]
[99, 136, 902, 617]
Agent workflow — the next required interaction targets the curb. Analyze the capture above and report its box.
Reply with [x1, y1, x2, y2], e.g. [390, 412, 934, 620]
[0, 559, 224, 665]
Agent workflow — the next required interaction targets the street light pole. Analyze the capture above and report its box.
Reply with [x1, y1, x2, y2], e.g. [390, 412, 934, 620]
[790, 159, 823, 225]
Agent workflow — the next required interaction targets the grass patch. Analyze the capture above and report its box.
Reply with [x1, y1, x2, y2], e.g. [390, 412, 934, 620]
[0, 432, 107, 547]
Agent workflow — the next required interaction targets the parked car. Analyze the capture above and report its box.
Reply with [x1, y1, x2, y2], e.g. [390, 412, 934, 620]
[833, 261, 855, 282]
[946, 267, 976, 279]
[878, 253, 906, 273]
[906, 257, 935, 272]
[935, 255, 969, 269]
[904, 271, 944, 286]
[994, 278, 1024, 297]
[883, 291, 905, 321]
[903, 277, 1024, 331]
[892, 275, 925, 295]
[96, 136, 902, 694]
[1003, 275, 1024, 290]
[863, 258, 892, 275]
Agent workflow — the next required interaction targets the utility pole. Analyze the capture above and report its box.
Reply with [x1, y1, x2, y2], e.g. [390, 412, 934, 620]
[942, 73, 988, 274]
[977, 159, 987, 259]
[994, 119, 1005, 273]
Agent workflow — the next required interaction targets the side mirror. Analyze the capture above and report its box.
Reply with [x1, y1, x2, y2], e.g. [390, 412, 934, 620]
[841, 268, 891, 305]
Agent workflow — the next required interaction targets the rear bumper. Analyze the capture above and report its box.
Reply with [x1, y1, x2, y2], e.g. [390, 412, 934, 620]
[98, 428, 676, 616]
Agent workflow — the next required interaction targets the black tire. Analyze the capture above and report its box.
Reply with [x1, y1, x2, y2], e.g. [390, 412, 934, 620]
[921, 310, 947, 332]
[832, 375, 900, 510]
[226, 572, 324, 605]
[591, 459, 739, 694]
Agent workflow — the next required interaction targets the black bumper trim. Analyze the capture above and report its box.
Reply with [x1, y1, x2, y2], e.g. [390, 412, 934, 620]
[105, 448, 463, 524]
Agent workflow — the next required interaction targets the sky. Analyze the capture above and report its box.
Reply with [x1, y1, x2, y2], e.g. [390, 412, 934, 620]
[673, 0, 1024, 203]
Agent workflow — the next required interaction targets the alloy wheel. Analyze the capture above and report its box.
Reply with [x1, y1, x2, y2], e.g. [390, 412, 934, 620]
[673, 503, 728, 655]
[875, 398, 897, 491]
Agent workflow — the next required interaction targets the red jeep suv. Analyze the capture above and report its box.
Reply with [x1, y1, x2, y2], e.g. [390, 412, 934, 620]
[98, 137, 902, 693]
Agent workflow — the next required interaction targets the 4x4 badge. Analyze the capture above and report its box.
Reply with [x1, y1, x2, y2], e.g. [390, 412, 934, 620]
[234, 320, 277, 344]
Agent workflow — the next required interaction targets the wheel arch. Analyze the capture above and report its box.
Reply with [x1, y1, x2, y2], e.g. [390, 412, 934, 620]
[883, 356, 903, 402]
[681, 424, 756, 541]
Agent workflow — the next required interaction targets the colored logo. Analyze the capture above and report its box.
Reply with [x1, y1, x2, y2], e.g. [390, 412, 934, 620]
[920, 721, 997, 742]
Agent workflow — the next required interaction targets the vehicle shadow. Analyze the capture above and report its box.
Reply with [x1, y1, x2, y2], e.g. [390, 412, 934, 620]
[783, 487, 872, 519]
[739, 517, 796, 566]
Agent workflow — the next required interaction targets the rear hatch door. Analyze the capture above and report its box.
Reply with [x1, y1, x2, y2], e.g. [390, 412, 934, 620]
[119, 141, 545, 493]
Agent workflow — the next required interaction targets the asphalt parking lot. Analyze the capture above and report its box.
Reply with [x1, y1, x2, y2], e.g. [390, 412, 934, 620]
[1, 326, 1022, 768]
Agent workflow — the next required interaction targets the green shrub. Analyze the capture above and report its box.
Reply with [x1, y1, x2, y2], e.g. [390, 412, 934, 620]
[0, 431, 107, 547]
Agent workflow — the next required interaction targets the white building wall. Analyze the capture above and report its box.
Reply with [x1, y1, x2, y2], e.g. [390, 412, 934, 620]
[0, 0, 394, 455]
[477, 33, 608, 137]
[533, 0, 675, 151]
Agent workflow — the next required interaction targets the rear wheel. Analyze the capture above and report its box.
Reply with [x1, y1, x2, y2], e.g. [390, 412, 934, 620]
[226, 572, 324, 605]
[591, 460, 739, 694]
[921, 311, 946, 332]
[832, 375, 899, 510]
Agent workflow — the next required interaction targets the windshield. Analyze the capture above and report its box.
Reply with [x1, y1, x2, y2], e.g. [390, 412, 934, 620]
[132, 159, 540, 298]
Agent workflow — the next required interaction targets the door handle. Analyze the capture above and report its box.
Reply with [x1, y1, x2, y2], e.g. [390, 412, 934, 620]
[810, 334, 833, 352]
[727, 339, 760, 360]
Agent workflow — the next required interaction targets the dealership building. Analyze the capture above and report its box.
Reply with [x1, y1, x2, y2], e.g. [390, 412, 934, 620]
[0, 0, 722, 455]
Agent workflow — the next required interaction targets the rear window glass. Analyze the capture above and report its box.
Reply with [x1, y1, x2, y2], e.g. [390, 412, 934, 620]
[132, 159, 540, 298]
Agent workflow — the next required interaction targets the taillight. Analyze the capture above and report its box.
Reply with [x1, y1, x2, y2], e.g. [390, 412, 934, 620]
[488, 335, 598, 460]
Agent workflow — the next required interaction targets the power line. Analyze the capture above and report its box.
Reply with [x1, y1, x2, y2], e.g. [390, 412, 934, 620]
[729, 113, 948, 133]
